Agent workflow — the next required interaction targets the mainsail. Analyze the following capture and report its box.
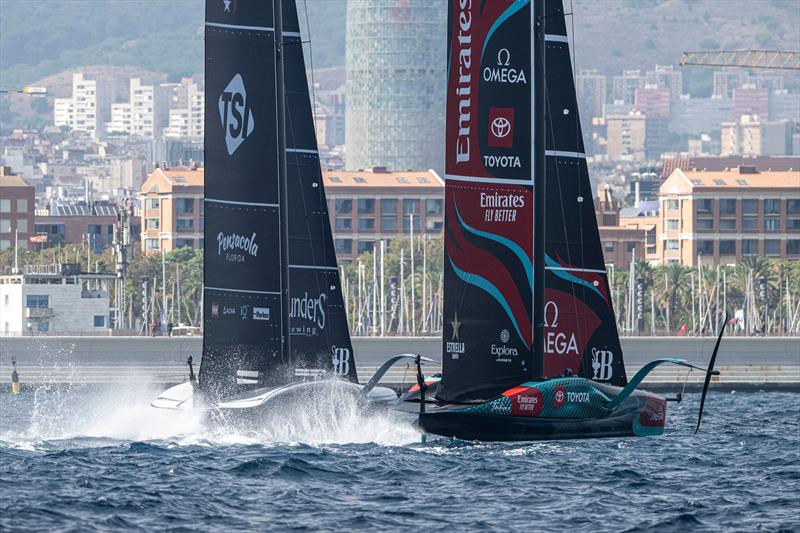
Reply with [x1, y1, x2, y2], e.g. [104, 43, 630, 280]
[200, 0, 355, 398]
[439, 0, 625, 402]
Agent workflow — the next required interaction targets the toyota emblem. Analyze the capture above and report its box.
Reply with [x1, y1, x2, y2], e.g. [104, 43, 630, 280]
[491, 116, 511, 138]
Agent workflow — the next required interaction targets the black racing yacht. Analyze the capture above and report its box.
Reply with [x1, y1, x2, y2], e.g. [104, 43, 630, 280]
[152, 0, 396, 415]
[392, 0, 722, 441]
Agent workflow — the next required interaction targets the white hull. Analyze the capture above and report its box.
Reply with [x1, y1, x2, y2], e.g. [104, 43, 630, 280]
[151, 379, 398, 413]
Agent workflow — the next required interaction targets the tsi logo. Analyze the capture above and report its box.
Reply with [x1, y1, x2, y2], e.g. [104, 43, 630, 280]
[332, 346, 350, 376]
[219, 73, 255, 155]
[252, 307, 270, 321]
[591, 347, 614, 381]
[240, 304, 249, 320]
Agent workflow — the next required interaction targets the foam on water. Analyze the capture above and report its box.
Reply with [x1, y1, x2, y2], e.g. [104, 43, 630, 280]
[1, 381, 419, 449]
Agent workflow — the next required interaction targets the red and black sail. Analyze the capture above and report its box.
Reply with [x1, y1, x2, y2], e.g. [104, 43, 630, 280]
[439, 0, 625, 403]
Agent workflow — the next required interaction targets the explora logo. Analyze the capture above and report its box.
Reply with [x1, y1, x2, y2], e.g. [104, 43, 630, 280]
[218, 73, 255, 155]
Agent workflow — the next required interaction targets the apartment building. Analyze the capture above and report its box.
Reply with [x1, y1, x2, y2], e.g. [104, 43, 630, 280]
[605, 112, 646, 161]
[721, 115, 792, 157]
[322, 168, 444, 262]
[165, 78, 205, 139]
[732, 87, 769, 121]
[139, 166, 204, 254]
[594, 185, 655, 268]
[109, 102, 133, 134]
[130, 78, 173, 138]
[53, 73, 111, 136]
[0, 167, 35, 251]
[658, 166, 800, 266]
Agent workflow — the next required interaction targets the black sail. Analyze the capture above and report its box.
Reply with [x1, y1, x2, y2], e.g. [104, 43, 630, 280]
[200, 0, 356, 398]
[542, 0, 627, 386]
[283, 0, 357, 382]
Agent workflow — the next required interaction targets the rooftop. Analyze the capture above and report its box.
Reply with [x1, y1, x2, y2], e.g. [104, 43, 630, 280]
[662, 166, 800, 193]
[140, 166, 205, 194]
[0, 166, 29, 187]
[322, 168, 443, 189]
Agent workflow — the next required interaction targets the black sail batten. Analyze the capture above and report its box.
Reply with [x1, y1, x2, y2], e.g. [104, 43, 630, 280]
[199, 0, 356, 398]
[282, 0, 357, 382]
[542, 0, 626, 386]
[438, 0, 626, 403]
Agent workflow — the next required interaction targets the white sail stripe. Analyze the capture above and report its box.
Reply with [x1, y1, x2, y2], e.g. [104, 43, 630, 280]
[546, 266, 607, 274]
[544, 34, 569, 43]
[236, 378, 259, 385]
[205, 198, 279, 208]
[206, 22, 274, 32]
[286, 148, 318, 154]
[236, 370, 260, 378]
[284, 31, 302, 38]
[289, 264, 338, 271]
[445, 173, 533, 186]
[205, 286, 281, 296]
[545, 150, 586, 159]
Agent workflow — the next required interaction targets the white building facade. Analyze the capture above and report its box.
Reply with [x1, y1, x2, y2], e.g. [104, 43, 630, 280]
[0, 265, 114, 335]
[52, 73, 111, 136]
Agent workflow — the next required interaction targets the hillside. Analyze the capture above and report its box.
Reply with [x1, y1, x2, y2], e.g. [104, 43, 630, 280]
[1, 0, 798, 129]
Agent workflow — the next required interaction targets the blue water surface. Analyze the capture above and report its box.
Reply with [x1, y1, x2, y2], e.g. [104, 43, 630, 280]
[1, 384, 798, 531]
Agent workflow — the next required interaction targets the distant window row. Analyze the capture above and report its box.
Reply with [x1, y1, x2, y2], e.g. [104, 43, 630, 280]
[0, 199, 28, 213]
[334, 198, 443, 216]
[695, 198, 797, 215]
[692, 217, 797, 231]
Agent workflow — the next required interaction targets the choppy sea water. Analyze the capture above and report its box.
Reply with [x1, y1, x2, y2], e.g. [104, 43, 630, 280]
[1, 384, 798, 531]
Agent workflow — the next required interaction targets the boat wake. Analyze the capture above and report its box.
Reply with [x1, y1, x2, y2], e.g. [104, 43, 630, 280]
[1, 383, 420, 450]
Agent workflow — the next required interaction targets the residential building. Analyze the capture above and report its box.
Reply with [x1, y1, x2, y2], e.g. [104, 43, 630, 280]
[165, 78, 205, 139]
[52, 73, 111, 136]
[345, 0, 445, 173]
[634, 86, 671, 119]
[732, 87, 769, 121]
[129, 78, 172, 138]
[612, 70, 646, 104]
[576, 69, 607, 130]
[139, 165, 204, 254]
[670, 96, 733, 136]
[594, 185, 655, 267]
[109, 103, 133, 134]
[323, 168, 444, 262]
[645, 65, 682, 103]
[605, 112, 646, 161]
[0, 263, 115, 335]
[0, 167, 34, 250]
[34, 203, 140, 251]
[721, 115, 792, 157]
[657, 166, 800, 266]
[769, 90, 800, 122]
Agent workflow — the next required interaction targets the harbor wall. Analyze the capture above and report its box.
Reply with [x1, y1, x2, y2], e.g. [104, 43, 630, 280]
[1, 336, 797, 388]
[1, 335, 797, 365]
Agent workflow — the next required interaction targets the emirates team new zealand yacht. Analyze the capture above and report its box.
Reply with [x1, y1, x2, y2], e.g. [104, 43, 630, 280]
[389, 0, 722, 440]
[152, 0, 398, 415]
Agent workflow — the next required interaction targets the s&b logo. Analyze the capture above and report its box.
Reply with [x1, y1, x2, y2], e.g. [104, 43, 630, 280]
[591, 347, 614, 381]
[219, 73, 255, 155]
[332, 346, 350, 376]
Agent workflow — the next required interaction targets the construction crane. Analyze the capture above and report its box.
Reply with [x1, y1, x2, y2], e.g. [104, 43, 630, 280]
[679, 50, 800, 70]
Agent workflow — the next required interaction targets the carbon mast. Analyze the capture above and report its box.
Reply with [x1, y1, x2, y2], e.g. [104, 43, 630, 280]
[275, 0, 292, 364]
[532, 0, 545, 380]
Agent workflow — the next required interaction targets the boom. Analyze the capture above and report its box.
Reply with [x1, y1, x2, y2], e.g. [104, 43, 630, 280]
[679, 50, 800, 70]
